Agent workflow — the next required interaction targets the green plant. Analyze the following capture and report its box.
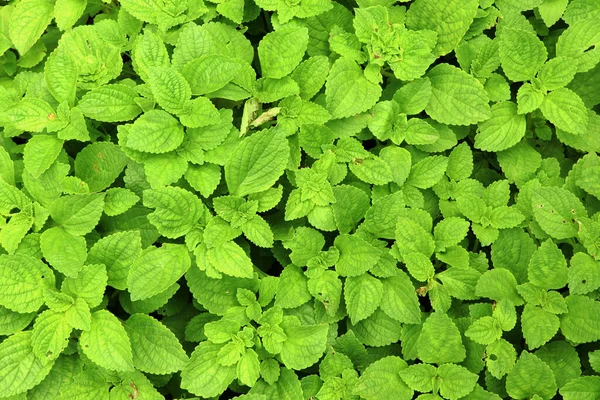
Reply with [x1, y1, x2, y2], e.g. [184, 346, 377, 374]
[1, 0, 600, 399]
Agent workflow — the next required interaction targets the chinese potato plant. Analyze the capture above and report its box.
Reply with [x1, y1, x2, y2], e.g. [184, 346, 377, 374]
[1, 0, 600, 399]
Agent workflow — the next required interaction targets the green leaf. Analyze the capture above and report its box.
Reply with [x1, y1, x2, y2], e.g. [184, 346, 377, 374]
[258, 27, 309, 79]
[8, 0, 54, 55]
[280, 322, 328, 370]
[380, 272, 421, 325]
[49, 193, 105, 236]
[486, 338, 517, 379]
[475, 269, 523, 305]
[74, 142, 128, 192]
[528, 240, 568, 290]
[538, 57, 577, 90]
[61, 264, 107, 308]
[531, 186, 587, 240]
[54, 0, 86, 30]
[334, 234, 381, 277]
[568, 252, 600, 295]
[560, 376, 600, 400]
[437, 363, 478, 400]
[225, 129, 289, 197]
[148, 66, 191, 114]
[31, 309, 71, 362]
[344, 273, 383, 324]
[208, 241, 254, 279]
[395, 217, 435, 257]
[354, 356, 413, 400]
[406, 155, 448, 189]
[499, 28, 548, 82]
[516, 83, 544, 114]
[80, 310, 134, 372]
[143, 186, 205, 239]
[0, 254, 53, 313]
[276, 265, 312, 309]
[540, 88, 589, 135]
[506, 352, 557, 400]
[352, 308, 403, 347]
[560, 295, 600, 343]
[475, 101, 526, 152]
[399, 363, 437, 392]
[6, 99, 55, 132]
[181, 341, 236, 398]
[417, 312, 466, 364]
[127, 244, 191, 301]
[44, 46, 77, 106]
[406, 0, 479, 56]
[182, 55, 242, 95]
[0, 332, 54, 397]
[425, 63, 491, 126]
[124, 110, 185, 154]
[78, 84, 142, 122]
[522, 305, 559, 349]
[87, 231, 141, 290]
[125, 314, 188, 374]
[325, 58, 382, 119]
[465, 316, 503, 345]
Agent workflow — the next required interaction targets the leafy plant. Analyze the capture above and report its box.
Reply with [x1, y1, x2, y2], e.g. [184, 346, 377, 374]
[0, 0, 600, 399]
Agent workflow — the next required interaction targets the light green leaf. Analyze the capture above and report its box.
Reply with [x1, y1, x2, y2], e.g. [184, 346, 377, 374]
[417, 312, 466, 364]
[334, 234, 381, 277]
[532, 186, 587, 240]
[0, 254, 53, 313]
[475, 101, 526, 152]
[127, 244, 191, 301]
[345, 273, 383, 324]
[207, 241, 254, 279]
[406, 0, 479, 56]
[125, 110, 185, 154]
[143, 186, 205, 239]
[9, 0, 54, 55]
[354, 356, 413, 400]
[506, 352, 557, 400]
[522, 305, 560, 349]
[182, 55, 242, 95]
[0, 331, 54, 397]
[74, 142, 128, 193]
[49, 193, 105, 236]
[148, 66, 191, 114]
[44, 46, 77, 106]
[31, 309, 71, 362]
[276, 265, 311, 309]
[465, 316, 503, 345]
[560, 376, 600, 400]
[61, 264, 107, 308]
[380, 272, 421, 324]
[181, 341, 236, 398]
[437, 363, 478, 400]
[80, 310, 134, 372]
[125, 314, 188, 374]
[87, 231, 141, 290]
[528, 240, 568, 290]
[499, 28, 548, 82]
[540, 88, 589, 135]
[560, 295, 600, 343]
[325, 58, 382, 119]
[225, 128, 289, 197]
[78, 84, 142, 122]
[425, 63, 491, 126]
[280, 322, 328, 370]
[258, 27, 309, 79]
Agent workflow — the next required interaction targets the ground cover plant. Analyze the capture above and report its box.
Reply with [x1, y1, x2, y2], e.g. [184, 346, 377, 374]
[1, 0, 600, 398]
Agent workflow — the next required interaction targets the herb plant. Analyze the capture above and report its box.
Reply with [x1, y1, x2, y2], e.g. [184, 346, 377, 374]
[1, 0, 600, 399]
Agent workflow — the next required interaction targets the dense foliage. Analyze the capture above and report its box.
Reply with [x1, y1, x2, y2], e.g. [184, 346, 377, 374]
[1, 0, 600, 398]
